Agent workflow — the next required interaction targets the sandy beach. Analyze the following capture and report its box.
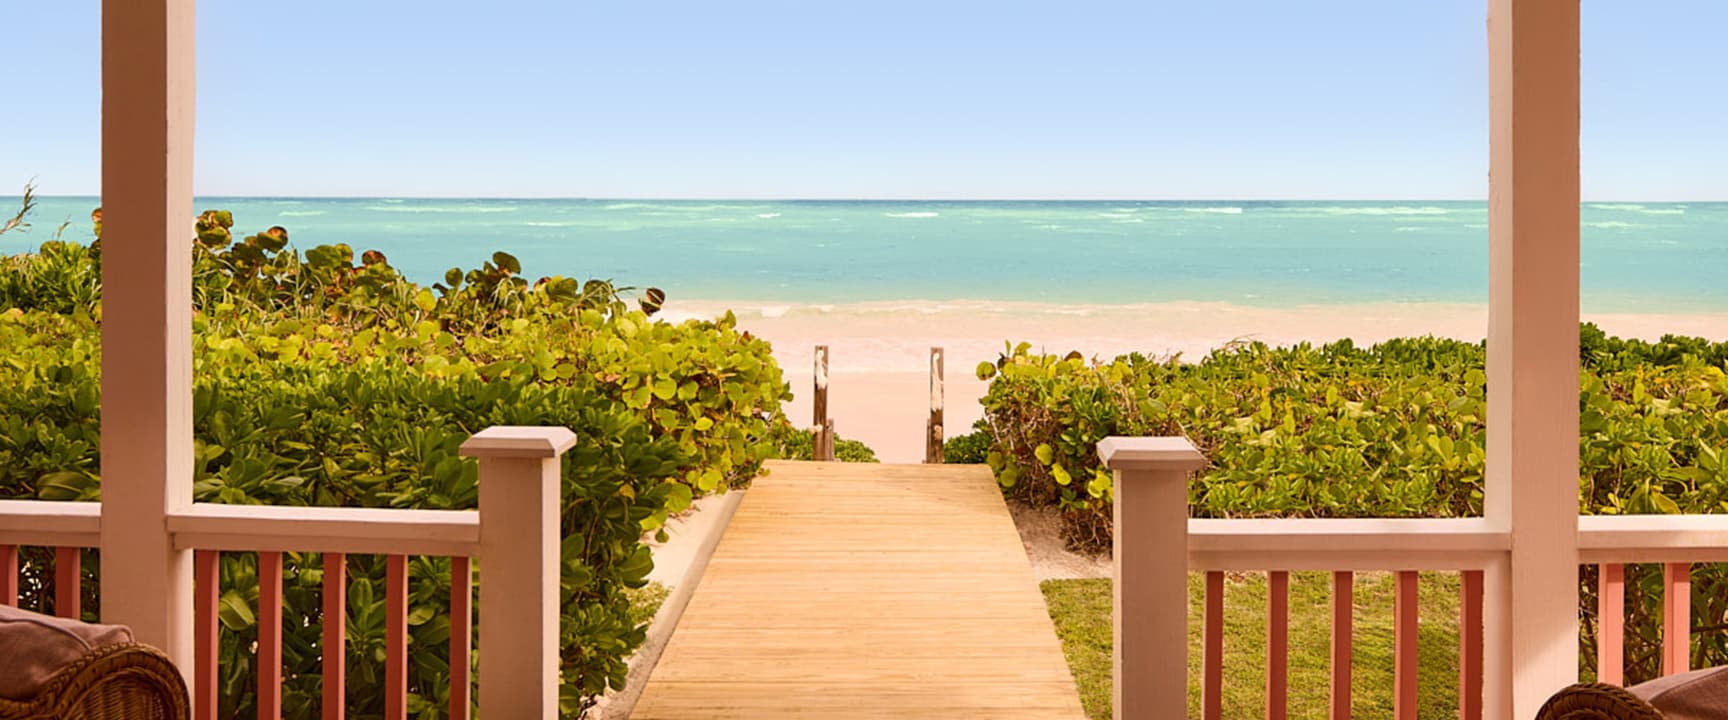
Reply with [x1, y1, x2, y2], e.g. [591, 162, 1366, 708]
[665, 300, 1728, 463]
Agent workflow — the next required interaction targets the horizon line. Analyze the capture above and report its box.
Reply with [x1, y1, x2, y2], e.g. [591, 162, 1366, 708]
[14, 194, 1727, 203]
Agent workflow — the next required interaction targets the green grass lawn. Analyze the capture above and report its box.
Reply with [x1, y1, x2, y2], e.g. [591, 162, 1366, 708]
[1042, 572, 1461, 720]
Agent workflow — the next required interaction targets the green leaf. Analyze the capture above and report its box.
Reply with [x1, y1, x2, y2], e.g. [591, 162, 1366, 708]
[1652, 493, 1681, 515]
[218, 590, 256, 631]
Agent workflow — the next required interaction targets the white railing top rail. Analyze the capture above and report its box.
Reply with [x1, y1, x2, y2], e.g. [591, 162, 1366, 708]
[167, 504, 480, 557]
[1188, 517, 1507, 571]
[0, 499, 100, 547]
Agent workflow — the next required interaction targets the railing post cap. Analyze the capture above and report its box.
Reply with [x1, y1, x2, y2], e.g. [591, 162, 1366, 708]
[1097, 436, 1206, 473]
[460, 426, 579, 459]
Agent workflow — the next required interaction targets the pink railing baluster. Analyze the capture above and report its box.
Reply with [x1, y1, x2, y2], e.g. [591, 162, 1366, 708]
[1267, 570, 1289, 720]
[1393, 571, 1418, 720]
[1460, 570, 1484, 720]
[54, 546, 80, 619]
[259, 551, 283, 720]
[323, 553, 347, 720]
[1664, 562, 1690, 675]
[1204, 570, 1224, 720]
[195, 550, 219, 720]
[1598, 563, 1624, 685]
[386, 554, 409, 720]
[451, 556, 473, 720]
[1331, 571, 1352, 720]
[0, 545, 17, 606]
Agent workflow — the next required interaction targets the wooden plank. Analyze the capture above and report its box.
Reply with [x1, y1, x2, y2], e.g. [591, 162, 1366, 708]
[1267, 571, 1289, 720]
[1597, 563, 1624, 685]
[1203, 571, 1224, 720]
[449, 556, 471, 720]
[1664, 562, 1691, 675]
[259, 551, 283, 720]
[634, 461, 1084, 718]
[1460, 570, 1484, 720]
[0, 545, 16, 606]
[385, 555, 408, 720]
[1330, 571, 1352, 720]
[54, 547, 81, 619]
[1394, 571, 1419, 720]
[194, 550, 218, 720]
[323, 553, 346, 720]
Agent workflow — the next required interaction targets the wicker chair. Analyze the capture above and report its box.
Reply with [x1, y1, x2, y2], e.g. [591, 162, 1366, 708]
[1541, 667, 1728, 720]
[0, 606, 189, 720]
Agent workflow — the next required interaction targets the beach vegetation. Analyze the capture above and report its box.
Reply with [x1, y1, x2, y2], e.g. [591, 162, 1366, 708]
[0, 206, 792, 718]
[979, 332, 1728, 684]
[769, 425, 880, 463]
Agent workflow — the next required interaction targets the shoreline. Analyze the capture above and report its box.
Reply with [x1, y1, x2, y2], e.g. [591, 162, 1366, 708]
[665, 299, 1728, 463]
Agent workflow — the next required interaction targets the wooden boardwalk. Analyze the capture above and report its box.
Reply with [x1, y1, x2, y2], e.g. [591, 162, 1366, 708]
[632, 461, 1086, 719]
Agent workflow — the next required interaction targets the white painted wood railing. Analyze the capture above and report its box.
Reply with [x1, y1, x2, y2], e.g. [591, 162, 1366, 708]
[0, 425, 574, 720]
[1105, 435, 1728, 720]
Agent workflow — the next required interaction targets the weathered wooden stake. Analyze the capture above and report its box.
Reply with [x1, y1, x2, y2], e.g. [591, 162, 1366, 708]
[926, 347, 945, 464]
[813, 346, 834, 461]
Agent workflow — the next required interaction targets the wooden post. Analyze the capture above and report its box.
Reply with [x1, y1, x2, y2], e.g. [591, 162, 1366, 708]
[1099, 436, 1206, 720]
[461, 426, 578, 719]
[98, 0, 197, 672]
[1483, 1, 1582, 716]
[813, 346, 834, 461]
[926, 347, 945, 464]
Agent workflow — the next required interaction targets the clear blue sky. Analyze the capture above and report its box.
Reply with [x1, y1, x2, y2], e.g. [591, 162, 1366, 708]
[5, 1, 1724, 200]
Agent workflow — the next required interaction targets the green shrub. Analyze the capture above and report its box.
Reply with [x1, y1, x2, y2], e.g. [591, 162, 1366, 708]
[976, 330, 1728, 684]
[0, 207, 793, 718]
[768, 424, 880, 463]
[942, 422, 993, 464]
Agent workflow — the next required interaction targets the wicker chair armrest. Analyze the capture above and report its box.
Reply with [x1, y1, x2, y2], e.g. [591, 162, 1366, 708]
[1538, 682, 1666, 720]
[0, 642, 189, 720]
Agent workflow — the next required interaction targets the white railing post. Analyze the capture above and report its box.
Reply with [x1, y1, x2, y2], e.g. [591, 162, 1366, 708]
[461, 426, 578, 719]
[98, 0, 197, 671]
[1099, 436, 1207, 720]
[1485, 1, 1581, 717]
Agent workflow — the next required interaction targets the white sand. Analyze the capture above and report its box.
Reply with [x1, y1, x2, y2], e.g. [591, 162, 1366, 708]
[665, 299, 1728, 463]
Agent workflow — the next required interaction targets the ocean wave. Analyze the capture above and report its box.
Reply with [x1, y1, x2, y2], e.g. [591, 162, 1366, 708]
[366, 206, 518, 214]
[522, 221, 579, 227]
[277, 210, 326, 217]
[603, 202, 656, 210]
[1305, 206, 1451, 216]
[1588, 203, 1684, 216]
[1099, 212, 1136, 219]
[1584, 221, 1638, 229]
[885, 211, 939, 218]
[755, 213, 782, 219]
[1394, 226, 1427, 232]
[1183, 207, 1244, 215]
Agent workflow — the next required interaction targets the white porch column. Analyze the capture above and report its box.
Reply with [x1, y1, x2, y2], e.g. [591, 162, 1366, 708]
[1483, 1, 1581, 717]
[98, 0, 197, 670]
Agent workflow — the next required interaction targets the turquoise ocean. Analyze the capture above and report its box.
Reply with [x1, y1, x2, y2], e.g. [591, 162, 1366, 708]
[8, 198, 1727, 313]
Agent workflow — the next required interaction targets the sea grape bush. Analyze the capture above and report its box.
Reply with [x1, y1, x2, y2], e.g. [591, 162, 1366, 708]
[976, 332, 1728, 683]
[0, 207, 794, 718]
